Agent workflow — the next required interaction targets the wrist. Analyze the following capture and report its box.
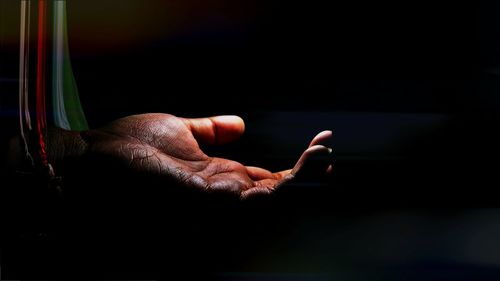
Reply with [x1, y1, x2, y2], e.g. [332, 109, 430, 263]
[5, 128, 86, 172]
[46, 127, 88, 176]
[2, 128, 85, 240]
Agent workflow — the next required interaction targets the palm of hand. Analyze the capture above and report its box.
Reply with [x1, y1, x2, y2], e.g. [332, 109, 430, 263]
[83, 113, 332, 199]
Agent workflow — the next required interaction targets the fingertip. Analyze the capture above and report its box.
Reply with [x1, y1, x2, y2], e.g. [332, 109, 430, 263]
[317, 130, 333, 139]
[309, 130, 333, 148]
[292, 144, 331, 177]
[212, 115, 245, 133]
[305, 144, 331, 155]
[185, 115, 245, 145]
[326, 164, 333, 175]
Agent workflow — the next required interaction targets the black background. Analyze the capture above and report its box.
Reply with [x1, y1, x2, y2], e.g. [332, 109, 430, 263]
[2, 0, 500, 280]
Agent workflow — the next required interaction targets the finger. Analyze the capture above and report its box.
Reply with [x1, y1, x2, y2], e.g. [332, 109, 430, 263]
[309, 130, 333, 148]
[246, 166, 274, 180]
[246, 166, 291, 181]
[242, 170, 293, 199]
[240, 187, 272, 199]
[326, 164, 333, 175]
[182, 115, 245, 145]
[207, 176, 249, 195]
[291, 145, 332, 180]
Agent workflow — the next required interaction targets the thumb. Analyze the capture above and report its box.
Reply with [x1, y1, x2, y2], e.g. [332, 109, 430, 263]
[181, 115, 245, 145]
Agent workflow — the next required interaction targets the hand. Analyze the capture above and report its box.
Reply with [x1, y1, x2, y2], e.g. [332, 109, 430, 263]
[77, 113, 333, 199]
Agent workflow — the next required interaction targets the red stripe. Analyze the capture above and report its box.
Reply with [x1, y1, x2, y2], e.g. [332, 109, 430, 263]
[36, 0, 48, 167]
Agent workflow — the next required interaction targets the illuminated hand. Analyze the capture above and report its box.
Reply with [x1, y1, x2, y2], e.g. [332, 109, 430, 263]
[79, 113, 333, 199]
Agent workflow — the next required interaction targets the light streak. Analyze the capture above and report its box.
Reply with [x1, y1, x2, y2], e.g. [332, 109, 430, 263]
[51, 0, 88, 131]
[36, 0, 48, 166]
[52, 0, 70, 129]
[18, 0, 33, 164]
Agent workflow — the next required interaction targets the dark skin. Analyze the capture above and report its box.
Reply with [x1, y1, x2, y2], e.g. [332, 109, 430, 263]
[1, 113, 333, 275]
[45, 113, 333, 199]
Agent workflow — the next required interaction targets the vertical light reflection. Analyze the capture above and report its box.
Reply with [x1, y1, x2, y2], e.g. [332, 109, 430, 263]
[52, 0, 70, 129]
[18, 0, 33, 163]
[51, 0, 88, 131]
[36, 0, 48, 166]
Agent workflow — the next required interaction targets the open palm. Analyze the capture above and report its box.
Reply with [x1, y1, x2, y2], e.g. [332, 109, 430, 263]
[81, 113, 332, 199]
